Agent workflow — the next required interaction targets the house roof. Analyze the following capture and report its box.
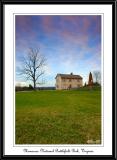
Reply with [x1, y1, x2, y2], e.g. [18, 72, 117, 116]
[55, 73, 83, 79]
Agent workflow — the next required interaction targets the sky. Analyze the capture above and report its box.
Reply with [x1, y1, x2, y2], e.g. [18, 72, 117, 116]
[15, 15, 101, 87]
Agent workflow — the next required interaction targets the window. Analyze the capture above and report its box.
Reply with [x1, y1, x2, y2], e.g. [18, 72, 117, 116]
[62, 79, 66, 82]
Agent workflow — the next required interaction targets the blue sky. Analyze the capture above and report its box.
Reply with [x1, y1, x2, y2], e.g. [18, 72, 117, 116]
[15, 15, 101, 87]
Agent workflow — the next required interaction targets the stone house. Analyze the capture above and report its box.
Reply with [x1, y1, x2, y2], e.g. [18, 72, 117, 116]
[55, 73, 83, 90]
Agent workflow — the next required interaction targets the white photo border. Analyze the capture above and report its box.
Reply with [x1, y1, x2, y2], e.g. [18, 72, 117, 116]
[4, 4, 112, 156]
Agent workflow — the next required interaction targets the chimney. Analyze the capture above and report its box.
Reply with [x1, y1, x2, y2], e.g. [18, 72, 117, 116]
[70, 72, 73, 75]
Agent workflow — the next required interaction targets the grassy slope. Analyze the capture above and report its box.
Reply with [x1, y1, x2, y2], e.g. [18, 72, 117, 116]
[16, 89, 101, 144]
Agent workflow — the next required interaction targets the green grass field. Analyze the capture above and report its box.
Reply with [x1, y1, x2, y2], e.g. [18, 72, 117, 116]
[15, 89, 101, 144]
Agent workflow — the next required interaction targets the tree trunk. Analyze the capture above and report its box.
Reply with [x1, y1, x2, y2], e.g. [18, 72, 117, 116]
[34, 67, 36, 90]
[34, 79, 36, 90]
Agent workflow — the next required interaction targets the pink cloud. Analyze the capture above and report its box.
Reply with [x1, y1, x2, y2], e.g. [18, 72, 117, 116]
[59, 29, 89, 47]
[16, 16, 32, 33]
[41, 16, 55, 34]
[40, 15, 100, 47]
[16, 16, 37, 41]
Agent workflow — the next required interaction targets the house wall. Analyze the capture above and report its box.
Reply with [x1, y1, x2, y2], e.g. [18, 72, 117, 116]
[55, 76, 62, 90]
[56, 77, 83, 90]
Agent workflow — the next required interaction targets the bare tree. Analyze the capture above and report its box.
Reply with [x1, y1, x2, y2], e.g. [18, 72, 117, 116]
[19, 48, 46, 90]
[93, 71, 101, 84]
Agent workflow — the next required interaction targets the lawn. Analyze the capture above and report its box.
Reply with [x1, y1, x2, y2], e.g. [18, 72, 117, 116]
[15, 89, 101, 144]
